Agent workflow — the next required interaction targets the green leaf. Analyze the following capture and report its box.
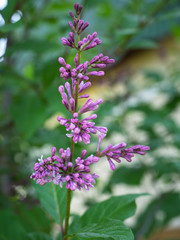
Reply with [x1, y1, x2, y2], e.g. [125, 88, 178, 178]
[0, 210, 25, 240]
[32, 181, 67, 224]
[71, 194, 145, 230]
[71, 218, 134, 240]
[160, 192, 180, 224]
[42, 59, 59, 89]
[14, 203, 53, 233]
[154, 160, 180, 179]
[1, 0, 16, 22]
[56, 232, 62, 240]
[0, 235, 8, 240]
[103, 166, 145, 193]
[5, 39, 59, 55]
[172, 25, 180, 42]
[143, 70, 163, 82]
[11, 92, 46, 139]
[26, 232, 53, 240]
[45, 81, 65, 112]
[133, 192, 180, 237]
[127, 39, 158, 49]
[156, 9, 180, 22]
[116, 28, 138, 38]
[0, 19, 22, 33]
[23, 63, 35, 81]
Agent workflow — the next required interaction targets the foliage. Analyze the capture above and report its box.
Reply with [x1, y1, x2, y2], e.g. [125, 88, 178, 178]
[96, 64, 180, 238]
[1, 0, 180, 239]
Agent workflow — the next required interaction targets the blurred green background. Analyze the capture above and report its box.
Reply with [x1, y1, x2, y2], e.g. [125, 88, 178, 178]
[0, 0, 180, 239]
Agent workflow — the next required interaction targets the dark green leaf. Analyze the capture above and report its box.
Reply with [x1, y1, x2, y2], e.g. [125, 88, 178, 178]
[42, 59, 59, 89]
[154, 161, 180, 179]
[11, 93, 46, 139]
[1, 0, 16, 22]
[0, 235, 8, 240]
[5, 40, 59, 55]
[0, 19, 22, 33]
[32, 181, 67, 224]
[71, 218, 134, 240]
[0, 210, 25, 240]
[26, 232, 53, 240]
[45, 81, 65, 112]
[156, 9, 180, 21]
[133, 192, 180, 238]
[103, 166, 145, 193]
[71, 194, 146, 231]
[15, 204, 53, 233]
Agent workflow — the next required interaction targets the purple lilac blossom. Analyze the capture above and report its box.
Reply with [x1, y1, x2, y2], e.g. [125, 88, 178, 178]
[97, 134, 150, 170]
[31, 147, 99, 191]
[77, 32, 102, 51]
[58, 52, 115, 82]
[58, 58, 108, 82]
[58, 84, 75, 112]
[73, 3, 83, 15]
[79, 98, 103, 114]
[57, 113, 107, 144]
[61, 31, 75, 48]
[31, 2, 150, 190]
[79, 81, 91, 93]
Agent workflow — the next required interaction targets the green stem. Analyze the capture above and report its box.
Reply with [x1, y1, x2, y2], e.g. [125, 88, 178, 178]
[53, 184, 64, 239]
[64, 189, 72, 240]
[64, 31, 81, 240]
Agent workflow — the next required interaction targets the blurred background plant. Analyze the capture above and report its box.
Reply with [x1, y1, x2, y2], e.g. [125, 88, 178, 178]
[0, 0, 180, 239]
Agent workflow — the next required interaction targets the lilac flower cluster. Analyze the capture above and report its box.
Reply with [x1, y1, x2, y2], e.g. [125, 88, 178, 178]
[31, 147, 99, 191]
[96, 134, 150, 170]
[78, 32, 102, 51]
[31, 2, 150, 191]
[58, 52, 114, 81]
[57, 113, 107, 144]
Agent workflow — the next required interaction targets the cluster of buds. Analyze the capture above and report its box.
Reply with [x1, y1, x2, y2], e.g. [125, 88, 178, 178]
[78, 32, 102, 51]
[31, 147, 99, 191]
[69, 3, 89, 35]
[58, 52, 115, 82]
[57, 113, 107, 144]
[96, 134, 150, 170]
[31, 3, 150, 191]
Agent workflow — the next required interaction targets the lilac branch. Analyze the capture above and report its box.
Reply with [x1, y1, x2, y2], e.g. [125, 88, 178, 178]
[30, 2, 150, 240]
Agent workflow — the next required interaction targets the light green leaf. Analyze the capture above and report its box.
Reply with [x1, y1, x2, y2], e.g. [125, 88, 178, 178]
[32, 182, 67, 224]
[56, 232, 62, 240]
[127, 39, 158, 49]
[71, 218, 134, 240]
[116, 28, 138, 37]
